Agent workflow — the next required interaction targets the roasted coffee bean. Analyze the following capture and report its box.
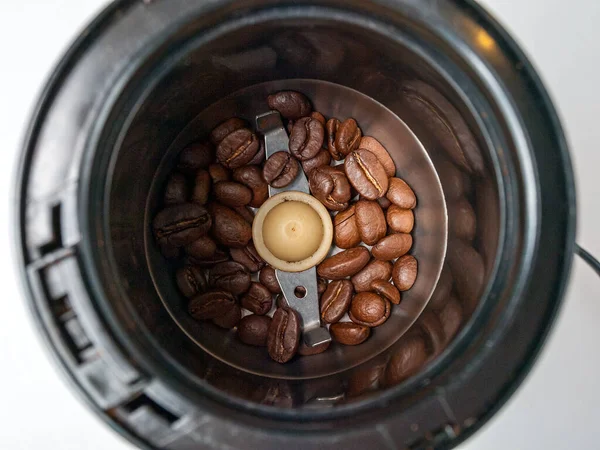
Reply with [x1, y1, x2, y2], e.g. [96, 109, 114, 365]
[448, 198, 477, 241]
[241, 282, 273, 315]
[336, 118, 362, 157]
[302, 149, 331, 175]
[214, 181, 252, 207]
[349, 292, 391, 327]
[439, 296, 463, 345]
[418, 311, 445, 357]
[371, 233, 413, 260]
[275, 294, 288, 309]
[298, 339, 331, 356]
[371, 280, 401, 305]
[326, 118, 343, 160]
[190, 169, 211, 205]
[230, 242, 265, 273]
[188, 290, 236, 320]
[232, 165, 269, 208]
[351, 259, 392, 293]
[310, 111, 326, 126]
[386, 178, 416, 209]
[345, 149, 389, 200]
[263, 151, 299, 188]
[267, 91, 312, 120]
[187, 249, 229, 267]
[428, 264, 452, 311]
[248, 139, 266, 166]
[384, 333, 427, 386]
[317, 247, 370, 280]
[177, 141, 214, 173]
[213, 304, 241, 329]
[209, 203, 252, 248]
[210, 118, 247, 145]
[216, 128, 260, 169]
[289, 117, 324, 161]
[334, 205, 361, 249]
[359, 136, 396, 177]
[320, 280, 353, 324]
[208, 163, 231, 184]
[153, 203, 212, 247]
[176, 265, 208, 298]
[377, 197, 392, 210]
[355, 199, 386, 245]
[437, 158, 472, 200]
[401, 80, 484, 175]
[185, 235, 217, 259]
[309, 165, 352, 211]
[233, 205, 255, 224]
[387, 206, 414, 233]
[164, 172, 188, 205]
[267, 308, 301, 363]
[209, 261, 251, 295]
[347, 356, 387, 396]
[317, 277, 328, 296]
[286, 120, 295, 135]
[392, 255, 418, 291]
[330, 322, 370, 345]
[259, 265, 282, 294]
[238, 315, 272, 346]
[446, 239, 484, 316]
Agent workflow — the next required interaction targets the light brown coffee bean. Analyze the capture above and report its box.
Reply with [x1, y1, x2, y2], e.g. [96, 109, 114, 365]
[427, 264, 453, 311]
[377, 197, 392, 210]
[238, 315, 272, 346]
[351, 259, 392, 292]
[214, 181, 252, 207]
[359, 136, 396, 177]
[232, 165, 269, 208]
[267, 308, 301, 363]
[330, 322, 370, 345]
[349, 292, 391, 327]
[210, 118, 247, 145]
[208, 163, 231, 184]
[439, 296, 463, 345]
[241, 282, 273, 315]
[333, 205, 361, 249]
[259, 265, 281, 294]
[188, 290, 236, 320]
[386, 206, 414, 233]
[320, 280, 354, 324]
[355, 199, 386, 245]
[317, 247, 371, 280]
[383, 333, 427, 386]
[326, 118, 343, 160]
[213, 304, 241, 329]
[371, 233, 413, 261]
[392, 255, 418, 291]
[185, 235, 217, 260]
[336, 118, 362, 157]
[371, 280, 401, 305]
[386, 178, 416, 209]
[345, 149, 389, 200]
[448, 197, 477, 242]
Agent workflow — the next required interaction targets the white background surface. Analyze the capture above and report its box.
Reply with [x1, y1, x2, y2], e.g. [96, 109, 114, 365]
[0, 1, 598, 449]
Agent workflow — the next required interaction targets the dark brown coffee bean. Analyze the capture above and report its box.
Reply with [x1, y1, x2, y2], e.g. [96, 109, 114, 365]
[259, 265, 281, 294]
[275, 294, 288, 309]
[355, 199, 386, 245]
[446, 239, 484, 316]
[347, 357, 387, 396]
[232, 165, 269, 208]
[238, 315, 271, 346]
[372, 233, 413, 261]
[302, 149, 331, 175]
[209, 261, 251, 295]
[267, 308, 301, 363]
[309, 165, 351, 211]
[241, 282, 273, 315]
[263, 151, 299, 188]
[448, 198, 477, 241]
[384, 333, 427, 386]
[210, 118, 247, 145]
[439, 296, 463, 345]
[418, 311, 445, 357]
[286, 120, 295, 135]
[317, 277, 328, 296]
[386, 178, 416, 209]
[371, 280, 401, 305]
[317, 247, 371, 280]
[352, 259, 392, 293]
[377, 197, 392, 209]
[230, 242, 265, 273]
[216, 128, 259, 169]
[267, 91, 312, 120]
[187, 249, 229, 267]
[178, 142, 214, 173]
[209, 203, 252, 248]
[248, 139, 266, 166]
[153, 203, 212, 247]
[349, 292, 390, 327]
[336, 118, 362, 157]
[427, 264, 452, 311]
[208, 163, 231, 184]
[289, 117, 324, 161]
[359, 136, 396, 177]
[320, 280, 353, 324]
[392, 255, 418, 291]
[332, 206, 359, 249]
[188, 290, 235, 320]
[191, 169, 211, 205]
[233, 206, 255, 224]
[185, 235, 217, 260]
[176, 265, 208, 298]
[214, 181, 252, 207]
[164, 172, 188, 205]
[297, 339, 331, 356]
[330, 322, 370, 345]
[213, 304, 241, 329]
[310, 111, 326, 126]
[326, 118, 343, 160]
[386, 206, 414, 233]
[437, 158, 472, 200]
[345, 149, 389, 200]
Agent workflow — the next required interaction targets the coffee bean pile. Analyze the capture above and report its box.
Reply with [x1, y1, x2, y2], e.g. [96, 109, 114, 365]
[153, 90, 418, 364]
